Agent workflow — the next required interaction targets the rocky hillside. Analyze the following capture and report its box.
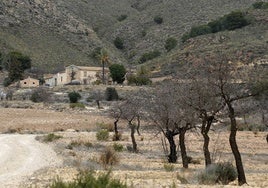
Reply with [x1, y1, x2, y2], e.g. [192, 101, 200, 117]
[0, 0, 267, 73]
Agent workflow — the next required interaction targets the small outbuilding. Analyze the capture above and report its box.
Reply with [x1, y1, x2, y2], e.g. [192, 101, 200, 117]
[19, 76, 40, 88]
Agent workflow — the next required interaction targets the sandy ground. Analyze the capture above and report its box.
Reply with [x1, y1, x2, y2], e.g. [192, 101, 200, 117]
[0, 107, 267, 187]
[0, 134, 61, 188]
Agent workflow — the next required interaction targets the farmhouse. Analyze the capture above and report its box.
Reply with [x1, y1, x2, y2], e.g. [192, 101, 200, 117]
[65, 65, 109, 85]
[19, 77, 39, 88]
[45, 65, 109, 86]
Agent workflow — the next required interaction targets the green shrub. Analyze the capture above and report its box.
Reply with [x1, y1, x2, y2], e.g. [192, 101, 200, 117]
[91, 47, 102, 60]
[113, 143, 124, 152]
[114, 37, 124, 50]
[96, 129, 109, 141]
[50, 170, 127, 188]
[117, 14, 127, 21]
[252, 1, 268, 9]
[68, 91, 81, 103]
[141, 30, 147, 37]
[109, 64, 126, 84]
[67, 140, 93, 149]
[154, 15, 163, 24]
[182, 10, 250, 42]
[127, 74, 152, 86]
[105, 87, 119, 101]
[165, 37, 178, 52]
[69, 102, 85, 109]
[99, 147, 119, 169]
[198, 162, 237, 185]
[139, 50, 161, 63]
[3, 77, 12, 87]
[43, 133, 63, 142]
[163, 163, 175, 172]
[223, 11, 250, 30]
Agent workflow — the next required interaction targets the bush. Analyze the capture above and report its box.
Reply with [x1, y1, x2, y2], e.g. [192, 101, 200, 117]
[198, 162, 237, 185]
[165, 37, 178, 52]
[117, 14, 127, 21]
[96, 129, 109, 141]
[68, 91, 81, 103]
[113, 143, 124, 152]
[50, 170, 127, 188]
[252, 1, 268, 9]
[99, 147, 119, 169]
[3, 77, 12, 87]
[69, 102, 85, 109]
[114, 37, 124, 50]
[30, 87, 51, 103]
[109, 64, 126, 84]
[127, 74, 152, 86]
[182, 10, 250, 42]
[154, 15, 163, 24]
[43, 133, 63, 142]
[105, 87, 119, 101]
[139, 50, 161, 63]
[97, 122, 114, 132]
[91, 47, 102, 60]
[163, 163, 175, 172]
[67, 140, 93, 149]
[223, 11, 250, 30]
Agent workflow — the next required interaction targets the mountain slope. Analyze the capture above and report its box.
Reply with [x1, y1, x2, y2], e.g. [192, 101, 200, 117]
[0, 0, 267, 72]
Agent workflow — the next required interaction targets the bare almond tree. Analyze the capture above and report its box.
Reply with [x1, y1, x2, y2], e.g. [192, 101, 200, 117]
[146, 81, 196, 167]
[206, 54, 263, 186]
[177, 64, 224, 167]
[109, 102, 123, 141]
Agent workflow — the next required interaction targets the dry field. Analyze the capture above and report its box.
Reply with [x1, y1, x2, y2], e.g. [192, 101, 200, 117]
[0, 107, 267, 188]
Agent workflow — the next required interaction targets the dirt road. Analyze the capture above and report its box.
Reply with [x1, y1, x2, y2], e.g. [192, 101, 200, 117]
[0, 134, 61, 188]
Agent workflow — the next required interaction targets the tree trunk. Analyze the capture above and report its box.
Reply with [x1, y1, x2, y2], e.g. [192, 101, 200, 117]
[102, 62, 105, 84]
[165, 130, 177, 163]
[129, 122, 137, 152]
[179, 128, 188, 168]
[201, 116, 213, 167]
[96, 100, 100, 109]
[114, 119, 120, 141]
[137, 115, 141, 136]
[227, 103, 247, 186]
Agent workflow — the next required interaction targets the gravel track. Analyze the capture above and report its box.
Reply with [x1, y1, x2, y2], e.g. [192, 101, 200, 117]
[0, 134, 62, 188]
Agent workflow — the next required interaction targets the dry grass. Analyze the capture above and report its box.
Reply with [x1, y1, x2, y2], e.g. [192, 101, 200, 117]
[1, 107, 267, 187]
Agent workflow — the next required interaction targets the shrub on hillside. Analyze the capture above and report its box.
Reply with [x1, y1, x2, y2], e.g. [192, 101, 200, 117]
[68, 91, 81, 103]
[114, 37, 124, 50]
[117, 14, 128, 21]
[198, 162, 237, 185]
[165, 37, 178, 52]
[182, 10, 250, 42]
[154, 15, 163, 24]
[139, 50, 161, 63]
[127, 74, 152, 86]
[252, 1, 268, 9]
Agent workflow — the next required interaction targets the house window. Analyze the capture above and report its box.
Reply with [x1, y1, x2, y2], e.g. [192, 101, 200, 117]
[84, 71, 87, 77]
[61, 77, 63, 82]
[24, 82, 27, 85]
[33, 82, 35, 84]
